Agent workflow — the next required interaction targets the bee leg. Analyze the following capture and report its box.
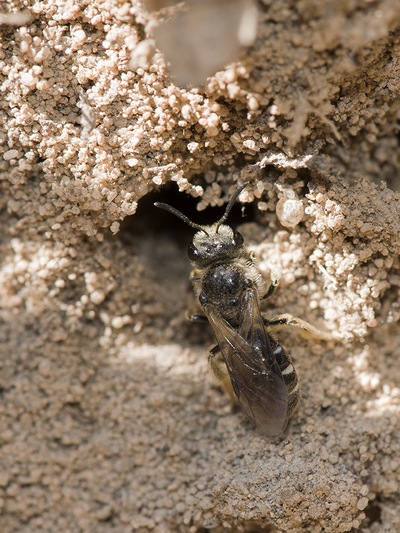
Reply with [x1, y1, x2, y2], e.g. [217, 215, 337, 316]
[263, 313, 336, 341]
[261, 270, 280, 300]
[208, 345, 237, 403]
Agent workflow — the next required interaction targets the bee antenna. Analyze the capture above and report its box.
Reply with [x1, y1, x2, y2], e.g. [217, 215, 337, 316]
[154, 202, 208, 235]
[216, 181, 249, 232]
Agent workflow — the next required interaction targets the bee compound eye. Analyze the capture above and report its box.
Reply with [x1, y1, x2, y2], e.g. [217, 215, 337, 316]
[233, 230, 244, 247]
[188, 243, 199, 261]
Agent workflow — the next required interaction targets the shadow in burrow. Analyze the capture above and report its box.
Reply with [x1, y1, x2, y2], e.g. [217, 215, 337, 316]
[117, 182, 257, 347]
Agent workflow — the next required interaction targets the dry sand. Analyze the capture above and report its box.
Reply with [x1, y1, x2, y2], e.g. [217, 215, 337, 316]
[0, 1, 399, 532]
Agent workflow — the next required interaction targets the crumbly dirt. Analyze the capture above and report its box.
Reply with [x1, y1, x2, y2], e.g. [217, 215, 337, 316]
[0, 1, 399, 532]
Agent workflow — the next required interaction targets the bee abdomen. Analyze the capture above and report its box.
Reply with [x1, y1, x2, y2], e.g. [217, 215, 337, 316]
[272, 342, 299, 418]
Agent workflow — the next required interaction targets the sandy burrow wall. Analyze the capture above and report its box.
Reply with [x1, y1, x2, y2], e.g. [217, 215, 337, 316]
[0, 1, 399, 532]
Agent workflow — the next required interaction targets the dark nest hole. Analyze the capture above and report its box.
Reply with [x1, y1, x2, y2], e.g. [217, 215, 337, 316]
[119, 182, 257, 346]
[121, 182, 257, 244]
[193, 521, 278, 533]
[355, 498, 382, 532]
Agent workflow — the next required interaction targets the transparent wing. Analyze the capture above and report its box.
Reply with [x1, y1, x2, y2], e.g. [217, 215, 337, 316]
[204, 289, 288, 436]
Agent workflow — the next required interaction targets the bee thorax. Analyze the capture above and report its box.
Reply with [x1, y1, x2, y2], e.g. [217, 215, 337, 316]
[200, 263, 249, 321]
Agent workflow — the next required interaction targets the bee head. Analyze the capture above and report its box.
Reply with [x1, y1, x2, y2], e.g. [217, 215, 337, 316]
[154, 182, 248, 266]
[188, 224, 244, 265]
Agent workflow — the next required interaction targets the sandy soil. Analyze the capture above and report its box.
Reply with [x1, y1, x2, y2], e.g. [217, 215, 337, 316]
[0, 1, 399, 532]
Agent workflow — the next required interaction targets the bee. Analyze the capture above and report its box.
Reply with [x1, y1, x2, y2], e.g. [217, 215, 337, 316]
[155, 182, 330, 436]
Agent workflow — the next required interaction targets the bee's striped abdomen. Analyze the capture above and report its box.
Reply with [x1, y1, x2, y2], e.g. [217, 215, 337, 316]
[272, 341, 299, 418]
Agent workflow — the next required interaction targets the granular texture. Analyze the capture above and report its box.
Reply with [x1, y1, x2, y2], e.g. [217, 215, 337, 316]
[0, 1, 399, 532]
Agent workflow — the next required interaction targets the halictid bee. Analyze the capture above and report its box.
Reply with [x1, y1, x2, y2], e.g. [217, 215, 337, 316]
[155, 182, 331, 436]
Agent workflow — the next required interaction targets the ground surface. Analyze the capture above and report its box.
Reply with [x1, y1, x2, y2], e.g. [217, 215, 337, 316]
[0, 1, 399, 532]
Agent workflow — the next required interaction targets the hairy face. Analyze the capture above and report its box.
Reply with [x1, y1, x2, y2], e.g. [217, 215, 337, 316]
[188, 224, 244, 266]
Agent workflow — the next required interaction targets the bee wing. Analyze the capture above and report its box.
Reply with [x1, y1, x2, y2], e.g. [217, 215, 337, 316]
[204, 289, 288, 436]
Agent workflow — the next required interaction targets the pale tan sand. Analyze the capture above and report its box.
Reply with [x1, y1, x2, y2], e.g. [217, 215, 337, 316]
[0, 1, 399, 532]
